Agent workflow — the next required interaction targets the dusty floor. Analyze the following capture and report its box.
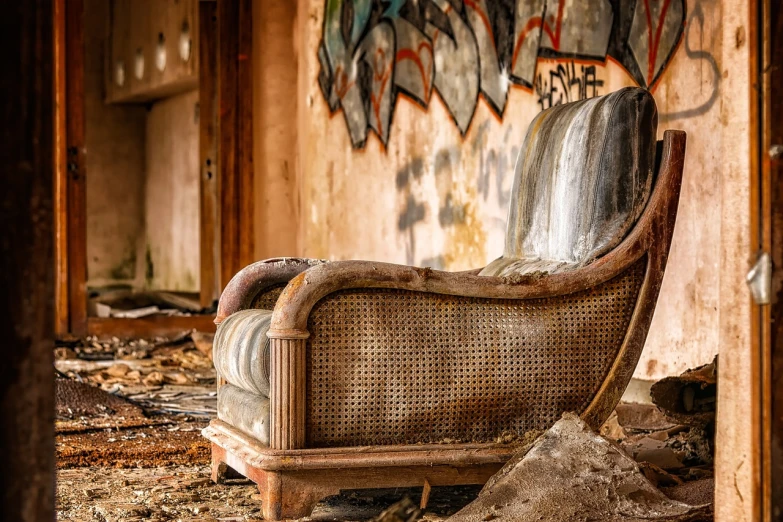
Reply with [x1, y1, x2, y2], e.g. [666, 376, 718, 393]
[55, 334, 715, 521]
[57, 466, 479, 521]
[54, 334, 480, 521]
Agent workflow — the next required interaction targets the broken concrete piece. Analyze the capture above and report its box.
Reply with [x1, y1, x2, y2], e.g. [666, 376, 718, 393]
[446, 414, 710, 522]
[106, 363, 131, 378]
[600, 411, 627, 441]
[142, 371, 165, 386]
[624, 436, 684, 470]
[639, 462, 685, 487]
[615, 402, 677, 432]
[55, 346, 78, 360]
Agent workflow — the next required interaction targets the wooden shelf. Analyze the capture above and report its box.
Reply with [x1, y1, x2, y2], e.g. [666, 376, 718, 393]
[86, 314, 216, 339]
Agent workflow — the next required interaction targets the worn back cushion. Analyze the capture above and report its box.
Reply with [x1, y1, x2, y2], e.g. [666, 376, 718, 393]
[480, 87, 658, 277]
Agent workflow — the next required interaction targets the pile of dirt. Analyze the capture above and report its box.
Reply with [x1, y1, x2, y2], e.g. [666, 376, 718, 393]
[56, 378, 144, 420]
[57, 422, 209, 469]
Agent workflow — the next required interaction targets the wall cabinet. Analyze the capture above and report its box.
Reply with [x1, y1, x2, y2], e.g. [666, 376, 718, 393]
[106, 0, 198, 103]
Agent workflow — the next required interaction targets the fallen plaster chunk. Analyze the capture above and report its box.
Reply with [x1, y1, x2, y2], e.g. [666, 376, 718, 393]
[615, 402, 677, 432]
[446, 413, 711, 522]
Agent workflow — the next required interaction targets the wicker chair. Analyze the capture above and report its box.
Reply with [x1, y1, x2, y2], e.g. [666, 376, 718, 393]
[203, 87, 686, 520]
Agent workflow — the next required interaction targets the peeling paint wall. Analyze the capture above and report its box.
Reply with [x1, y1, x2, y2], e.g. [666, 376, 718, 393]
[84, 0, 147, 288]
[144, 89, 201, 292]
[295, 0, 749, 382]
[253, 0, 301, 260]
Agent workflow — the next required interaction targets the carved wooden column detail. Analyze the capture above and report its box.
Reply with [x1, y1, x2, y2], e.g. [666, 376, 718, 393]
[268, 335, 308, 449]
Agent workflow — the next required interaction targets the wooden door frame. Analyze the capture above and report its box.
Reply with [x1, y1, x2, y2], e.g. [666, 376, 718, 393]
[216, 0, 255, 287]
[54, 0, 254, 338]
[1, 0, 57, 518]
[752, 0, 781, 519]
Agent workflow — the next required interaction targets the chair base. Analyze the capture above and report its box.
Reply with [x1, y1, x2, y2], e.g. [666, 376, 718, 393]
[203, 420, 521, 520]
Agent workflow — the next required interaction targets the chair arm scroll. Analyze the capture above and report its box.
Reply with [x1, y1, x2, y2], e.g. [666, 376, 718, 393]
[216, 257, 327, 324]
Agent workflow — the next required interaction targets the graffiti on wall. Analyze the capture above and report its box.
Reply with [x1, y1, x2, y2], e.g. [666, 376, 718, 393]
[318, 0, 686, 148]
[534, 60, 605, 111]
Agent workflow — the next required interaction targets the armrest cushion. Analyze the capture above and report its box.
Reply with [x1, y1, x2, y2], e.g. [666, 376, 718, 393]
[214, 309, 272, 397]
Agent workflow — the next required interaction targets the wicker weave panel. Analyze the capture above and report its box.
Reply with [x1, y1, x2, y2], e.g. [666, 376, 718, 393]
[251, 284, 287, 310]
[305, 259, 646, 447]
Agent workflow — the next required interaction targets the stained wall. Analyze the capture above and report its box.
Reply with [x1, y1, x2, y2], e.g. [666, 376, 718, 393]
[144, 89, 201, 292]
[253, 0, 301, 261]
[84, 0, 147, 288]
[84, 0, 201, 293]
[293, 0, 747, 383]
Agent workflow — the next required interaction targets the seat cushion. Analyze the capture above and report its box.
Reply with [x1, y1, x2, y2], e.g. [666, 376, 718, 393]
[480, 87, 658, 277]
[213, 308, 272, 397]
[217, 383, 270, 445]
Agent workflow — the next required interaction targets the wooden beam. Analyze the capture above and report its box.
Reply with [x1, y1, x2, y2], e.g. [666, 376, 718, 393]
[199, 1, 220, 308]
[715, 1, 763, 519]
[66, 0, 88, 335]
[763, 0, 783, 518]
[54, 0, 69, 335]
[87, 315, 216, 339]
[217, 0, 254, 290]
[217, 0, 239, 289]
[0, 0, 56, 517]
[237, 0, 254, 267]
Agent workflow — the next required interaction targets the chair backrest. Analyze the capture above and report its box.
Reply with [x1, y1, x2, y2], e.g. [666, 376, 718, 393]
[480, 87, 658, 277]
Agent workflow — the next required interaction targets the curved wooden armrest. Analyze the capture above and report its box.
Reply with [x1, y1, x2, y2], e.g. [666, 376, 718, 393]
[216, 257, 327, 325]
[268, 131, 685, 339]
[265, 130, 685, 450]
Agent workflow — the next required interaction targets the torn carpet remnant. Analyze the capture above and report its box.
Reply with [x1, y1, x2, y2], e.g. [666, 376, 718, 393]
[446, 413, 712, 522]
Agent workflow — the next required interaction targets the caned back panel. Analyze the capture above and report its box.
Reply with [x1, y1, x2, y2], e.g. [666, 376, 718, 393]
[251, 284, 287, 310]
[305, 259, 646, 447]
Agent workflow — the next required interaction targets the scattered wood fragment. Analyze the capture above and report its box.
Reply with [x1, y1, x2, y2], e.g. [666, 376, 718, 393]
[374, 497, 422, 522]
[421, 479, 432, 510]
[651, 356, 717, 427]
[191, 331, 214, 360]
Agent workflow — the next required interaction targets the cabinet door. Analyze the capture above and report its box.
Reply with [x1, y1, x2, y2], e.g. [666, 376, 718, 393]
[106, 0, 198, 103]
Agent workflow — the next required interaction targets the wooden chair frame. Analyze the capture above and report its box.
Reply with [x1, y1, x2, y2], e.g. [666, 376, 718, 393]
[203, 130, 686, 520]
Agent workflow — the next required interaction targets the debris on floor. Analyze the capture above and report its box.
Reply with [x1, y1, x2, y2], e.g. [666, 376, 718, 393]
[57, 423, 210, 469]
[445, 413, 712, 522]
[55, 332, 217, 471]
[56, 466, 480, 522]
[55, 333, 716, 521]
[373, 497, 422, 522]
[55, 331, 217, 416]
[89, 288, 211, 318]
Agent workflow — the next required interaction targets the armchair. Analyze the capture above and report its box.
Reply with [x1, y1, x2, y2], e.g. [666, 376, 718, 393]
[203, 87, 686, 520]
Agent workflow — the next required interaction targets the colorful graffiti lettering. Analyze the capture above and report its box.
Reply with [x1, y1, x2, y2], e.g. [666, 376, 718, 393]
[318, 0, 686, 149]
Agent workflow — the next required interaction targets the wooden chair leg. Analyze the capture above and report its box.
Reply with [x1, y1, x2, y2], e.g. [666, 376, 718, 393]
[257, 471, 339, 521]
[211, 459, 228, 485]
